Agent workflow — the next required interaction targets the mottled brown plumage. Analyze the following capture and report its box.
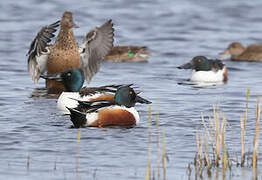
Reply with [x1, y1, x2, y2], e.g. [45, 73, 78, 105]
[103, 46, 150, 62]
[27, 11, 114, 93]
[47, 12, 80, 91]
[221, 42, 262, 62]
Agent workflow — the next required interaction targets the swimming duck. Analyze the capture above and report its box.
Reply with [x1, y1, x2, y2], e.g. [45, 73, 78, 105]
[27, 11, 114, 93]
[177, 56, 227, 83]
[67, 85, 151, 128]
[41, 68, 128, 115]
[103, 46, 150, 62]
[221, 42, 262, 62]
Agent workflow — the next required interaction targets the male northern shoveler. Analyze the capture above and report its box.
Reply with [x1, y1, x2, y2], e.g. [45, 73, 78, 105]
[41, 68, 128, 115]
[177, 56, 227, 83]
[66, 85, 151, 128]
[221, 42, 262, 62]
[27, 11, 114, 93]
[103, 46, 150, 62]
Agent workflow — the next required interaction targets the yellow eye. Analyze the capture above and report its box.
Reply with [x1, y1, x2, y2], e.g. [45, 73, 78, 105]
[198, 59, 201, 62]
[129, 91, 133, 95]
[67, 72, 71, 76]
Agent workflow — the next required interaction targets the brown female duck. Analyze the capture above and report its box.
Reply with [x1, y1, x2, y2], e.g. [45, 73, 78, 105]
[103, 46, 150, 62]
[221, 42, 262, 62]
[27, 11, 114, 93]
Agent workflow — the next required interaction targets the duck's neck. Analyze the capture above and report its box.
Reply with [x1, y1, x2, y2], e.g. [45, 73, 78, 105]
[64, 83, 82, 93]
[55, 27, 78, 50]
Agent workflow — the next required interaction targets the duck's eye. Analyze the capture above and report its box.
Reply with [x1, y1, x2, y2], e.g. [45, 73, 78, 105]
[67, 72, 71, 77]
[198, 59, 201, 62]
[129, 91, 133, 95]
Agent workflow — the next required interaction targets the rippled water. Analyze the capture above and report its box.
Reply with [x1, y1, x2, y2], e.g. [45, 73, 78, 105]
[1, 0, 262, 179]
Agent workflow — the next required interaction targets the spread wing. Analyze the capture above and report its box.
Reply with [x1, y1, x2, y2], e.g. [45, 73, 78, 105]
[79, 20, 114, 83]
[27, 21, 60, 83]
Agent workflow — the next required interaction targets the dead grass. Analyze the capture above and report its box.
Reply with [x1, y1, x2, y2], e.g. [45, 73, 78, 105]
[189, 89, 261, 179]
[145, 104, 152, 180]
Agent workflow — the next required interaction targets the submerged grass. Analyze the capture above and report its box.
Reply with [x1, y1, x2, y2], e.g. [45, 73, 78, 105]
[189, 89, 261, 179]
[26, 154, 30, 170]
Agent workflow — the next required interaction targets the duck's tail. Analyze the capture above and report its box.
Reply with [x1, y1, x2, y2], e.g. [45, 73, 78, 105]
[66, 107, 87, 128]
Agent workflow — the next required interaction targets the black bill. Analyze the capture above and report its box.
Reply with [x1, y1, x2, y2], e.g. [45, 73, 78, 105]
[177, 62, 193, 69]
[135, 95, 152, 104]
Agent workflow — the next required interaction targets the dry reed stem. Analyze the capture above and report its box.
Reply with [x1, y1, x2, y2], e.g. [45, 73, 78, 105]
[240, 115, 245, 166]
[213, 106, 221, 167]
[146, 104, 152, 180]
[222, 116, 229, 171]
[191, 94, 261, 179]
[252, 100, 260, 169]
[198, 106, 230, 170]
[201, 113, 215, 155]
[209, 114, 216, 158]
[241, 88, 250, 166]
[204, 136, 210, 167]
[196, 128, 202, 167]
[245, 88, 250, 129]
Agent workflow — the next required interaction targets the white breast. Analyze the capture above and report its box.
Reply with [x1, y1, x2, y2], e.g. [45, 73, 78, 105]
[190, 67, 226, 82]
[57, 92, 104, 115]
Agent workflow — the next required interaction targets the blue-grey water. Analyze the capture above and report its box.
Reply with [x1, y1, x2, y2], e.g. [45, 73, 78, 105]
[0, 0, 262, 179]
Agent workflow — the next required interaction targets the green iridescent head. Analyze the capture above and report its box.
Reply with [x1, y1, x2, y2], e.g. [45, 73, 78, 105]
[177, 56, 212, 71]
[114, 86, 151, 108]
[60, 69, 84, 92]
[40, 69, 84, 92]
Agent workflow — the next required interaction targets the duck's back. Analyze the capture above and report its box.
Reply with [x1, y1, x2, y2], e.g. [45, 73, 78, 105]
[234, 45, 262, 62]
[48, 45, 80, 73]
[104, 46, 149, 62]
[57, 92, 115, 115]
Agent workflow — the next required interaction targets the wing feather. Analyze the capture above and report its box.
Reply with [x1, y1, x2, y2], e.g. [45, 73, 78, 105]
[75, 100, 114, 113]
[27, 21, 60, 83]
[79, 20, 114, 83]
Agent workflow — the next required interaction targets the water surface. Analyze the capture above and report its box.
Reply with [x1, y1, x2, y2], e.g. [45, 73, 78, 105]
[0, 0, 262, 179]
